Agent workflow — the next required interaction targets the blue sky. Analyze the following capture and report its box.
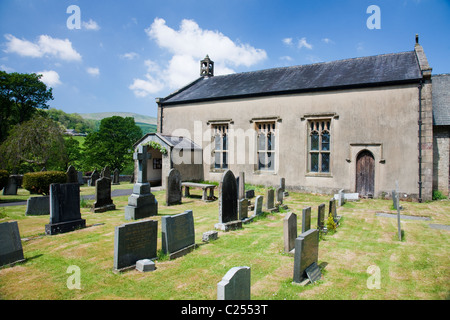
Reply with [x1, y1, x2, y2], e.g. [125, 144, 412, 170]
[1, 0, 449, 118]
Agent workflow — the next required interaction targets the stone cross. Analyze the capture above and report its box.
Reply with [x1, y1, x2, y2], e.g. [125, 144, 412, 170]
[134, 145, 150, 183]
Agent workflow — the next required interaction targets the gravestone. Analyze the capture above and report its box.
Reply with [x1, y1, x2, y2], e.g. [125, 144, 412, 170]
[265, 189, 275, 211]
[217, 266, 251, 300]
[161, 210, 196, 259]
[0, 221, 25, 267]
[253, 195, 263, 216]
[245, 189, 255, 199]
[125, 145, 158, 220]
[90, 170, 100, 186]
[215, 170, 242, 231]
[66, 165, 78, 183]
[101, 166, 111, 179]
[2, 176, 18, 195]
[136, 259, 155, 272]
[77, 171, 84, 185]
[305, 262, 322, 283]
[92, 176, 116, 213]
[113, 168, 120, 185]
[202, 230, 218, 242]
[45, 183, 86, 235]
[166, 168, 182, 206]
[329, 198, 341, 224]
[238, 198, 249, 221]
[113, 219, 158, 272]
[280, 177, 285, 192]
[238, 172, 245, 200]
[317, 203, 326, 232]
[283, 212, 297, 254]
[25, 196, 50, 216]
[276, 187, 283, 204]
[302, 207, 311, 233]
[293, 229, 319, 284]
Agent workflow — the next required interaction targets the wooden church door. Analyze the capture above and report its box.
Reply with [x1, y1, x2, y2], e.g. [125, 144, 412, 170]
[356, 150, 375, 197]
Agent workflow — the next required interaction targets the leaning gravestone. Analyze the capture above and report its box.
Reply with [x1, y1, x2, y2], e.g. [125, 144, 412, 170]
[45, 183, 86, 235]
[283, 212, 297, 254]
[317, 203, 326, 232]
[25, 196, 50, 216]
[90, 170, 100, 187]
[215, 170, 242, 231]
[253, 195, 263, 216]
[302, 207, 311, 233]
[265, 188, 275, 211]
[125, 145, 158, 220]
[161, 210, 196, 259]
[166, 168, 182, 206]
[0, 221, 25, 267]
[293, 229, 319, 284]
[113, 219, 158, 272]
[2, 175, 18, 195]
[217, 266, 251, 300]
[92, 176, 116, 213]
[66, 165, 78, 183]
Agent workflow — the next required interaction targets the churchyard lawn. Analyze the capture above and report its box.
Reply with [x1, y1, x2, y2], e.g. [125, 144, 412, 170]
[0, 184, 448, 300]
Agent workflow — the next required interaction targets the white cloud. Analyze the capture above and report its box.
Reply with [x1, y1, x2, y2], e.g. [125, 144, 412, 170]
[322, 38, 334, 44]
[4, 34, 82, 61]
[298, 37, 313, 50]
[82, 19, 100, 31]
[282, 38, 293, 46]
[130, 17, 267, 96]
[86, 67, 100, 76]
[1, 64, 14, 73]
[37, 70, 61, 87]
[280, 56, 293, 62]
[120, 52, 139, 60]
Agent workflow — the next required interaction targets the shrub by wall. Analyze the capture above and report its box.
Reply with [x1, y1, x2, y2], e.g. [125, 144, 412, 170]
[23, 171, 67, 195]
[0, 170, 9, 192]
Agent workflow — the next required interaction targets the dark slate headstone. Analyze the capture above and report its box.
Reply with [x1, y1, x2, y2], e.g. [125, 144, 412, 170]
[265, 189, 275, 210]
[101, 166, 111, 179]
[113, 168, 120, 185]
[45, 183, 86, 235]
[293, 229, 319, 283]
[283, 212, 297, 254]
[161, 210, 196, 259]
[305, 262, 322, 283]
[92, 176, 116, 213]
[302, 207, 311, 233]
[113, 219, 158, 272]
[2, 176, 18, 195]
[66, 165, 78, 183]
[166, 168, 182, 206]
[238, 198, 249, 220]
[90, 170, 100, 186]
[245, 189, 255, 199]
[216, 170, 241, 231]
[25, 196, 50, 216]
[280, 177, 285, 192]
[217, 266, 251, 300]
[0, 221, 25, 267]
[317, 203, 326, 231]
[77, 171, 84, 185]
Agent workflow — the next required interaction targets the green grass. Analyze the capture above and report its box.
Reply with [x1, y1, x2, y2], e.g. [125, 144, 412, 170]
[0, 186, 449, 300]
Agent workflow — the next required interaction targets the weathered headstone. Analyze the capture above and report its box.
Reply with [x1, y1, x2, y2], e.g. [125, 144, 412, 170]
[317, 203, 326, 232]
[166, 168, 182, 206]
[66, 165, 78, 183]
[202, 230, 218, 242]
[125, 145, 158, 220]
[238, 172, 245, 200]
[276, 187, 284, 204]
[238, 198, 249, 221]
[280, 177, 285, 192]
[305, 261, 322, 284]
[253, 195, 263, 216]
[161, 210, 196, 259]
[2, 176, 18, 195]
[112, 168, 120, 185]
[284, 212, 297, 254]
[293, 229, 319, 284]
[92, 176, 116, 213]
[0, 221, 25, 267]
[265, 188, 275, 211]
[217, 266, 251, 300]
[302, 207, 311, 233]
[45, 183, 86, 235]
[25, 196, 50, 216]
[101, 166, 111, 179]
[77, 171, 84, 185]
[215, 170, 242, 231]
[113, 219, 158, 272]
[329, 198, 341, 224]
[90, 170, 100, 186]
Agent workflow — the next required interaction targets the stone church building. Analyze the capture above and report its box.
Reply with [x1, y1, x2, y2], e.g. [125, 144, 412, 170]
[134, 36, 449, 202]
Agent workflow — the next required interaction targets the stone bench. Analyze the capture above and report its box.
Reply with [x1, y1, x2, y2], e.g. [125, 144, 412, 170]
[181, 182, 216, 202]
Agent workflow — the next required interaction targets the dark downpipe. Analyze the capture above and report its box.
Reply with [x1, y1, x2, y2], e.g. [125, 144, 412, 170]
[418, 80, 423, 203]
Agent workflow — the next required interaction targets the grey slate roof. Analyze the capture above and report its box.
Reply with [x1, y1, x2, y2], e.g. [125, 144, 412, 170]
[134, 133, 202, 150]
[161, 51, 422, 105]
[432, 74, 450, 126]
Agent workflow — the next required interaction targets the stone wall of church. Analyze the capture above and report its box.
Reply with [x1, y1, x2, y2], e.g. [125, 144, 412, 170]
[160, 83, 428, 200]
[433, 126, 450, 196]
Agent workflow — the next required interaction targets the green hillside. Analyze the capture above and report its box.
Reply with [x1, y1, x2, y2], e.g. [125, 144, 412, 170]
[79, 112, 157, 125]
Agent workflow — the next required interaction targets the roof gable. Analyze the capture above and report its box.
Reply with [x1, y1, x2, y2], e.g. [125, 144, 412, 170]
[161, 51, 422, 105]
[432, 74, 450, 126]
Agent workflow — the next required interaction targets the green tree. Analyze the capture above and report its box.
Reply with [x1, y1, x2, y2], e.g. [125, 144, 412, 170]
[0, 115, 67, 173]
[83, 116, 142, 172]
[0, 71, 53, 142]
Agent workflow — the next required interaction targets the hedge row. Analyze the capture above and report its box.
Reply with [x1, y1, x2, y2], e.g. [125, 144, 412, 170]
[22, 171, 67, 195]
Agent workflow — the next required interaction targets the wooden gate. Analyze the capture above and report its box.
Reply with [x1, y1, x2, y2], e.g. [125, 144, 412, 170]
[356, 150, 375, 197]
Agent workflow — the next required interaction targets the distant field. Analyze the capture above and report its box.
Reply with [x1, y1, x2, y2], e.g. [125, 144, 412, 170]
[79, 112, 157, 125]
